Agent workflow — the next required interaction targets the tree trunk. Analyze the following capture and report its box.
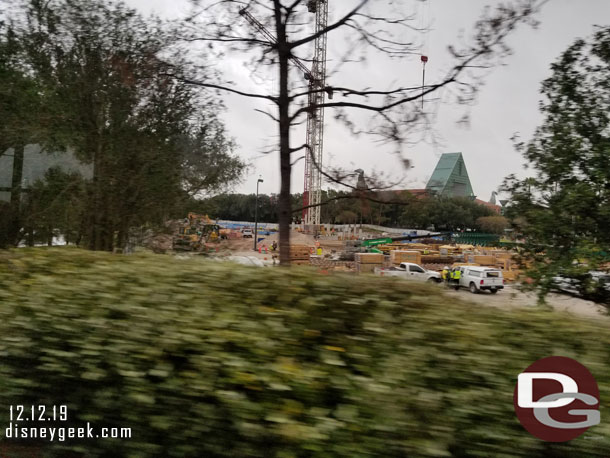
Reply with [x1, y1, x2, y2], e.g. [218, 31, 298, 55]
[8, 144, 25, 246]
[277, 27, 291, 266]
[87, 106, 116, 252]
[87, 150, 114, 251]
[87, 139, 102, 250]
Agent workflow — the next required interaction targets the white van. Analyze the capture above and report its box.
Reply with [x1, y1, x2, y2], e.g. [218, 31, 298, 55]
[457, 266, 504, 294]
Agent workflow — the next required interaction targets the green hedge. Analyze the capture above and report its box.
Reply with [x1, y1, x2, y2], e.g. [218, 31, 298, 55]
[0, 248, 608, 457]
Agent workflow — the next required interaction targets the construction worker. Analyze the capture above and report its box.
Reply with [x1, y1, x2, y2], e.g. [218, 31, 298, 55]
[447, 268, 455, 287]
[441, 266, 450, 283]
[453, 267, 462, 290]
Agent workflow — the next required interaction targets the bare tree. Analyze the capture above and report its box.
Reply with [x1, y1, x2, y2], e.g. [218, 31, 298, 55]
[173, 0, 543, 265]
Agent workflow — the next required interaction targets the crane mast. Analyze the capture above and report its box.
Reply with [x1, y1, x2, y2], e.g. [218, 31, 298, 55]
[302, 0, 328, 228]
[239, 2, 329, 229]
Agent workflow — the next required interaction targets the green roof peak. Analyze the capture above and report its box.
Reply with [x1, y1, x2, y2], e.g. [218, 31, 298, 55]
[425, 152, 474, 198]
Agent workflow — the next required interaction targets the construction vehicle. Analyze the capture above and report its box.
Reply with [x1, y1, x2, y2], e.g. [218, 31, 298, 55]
[361, 233, 450, 251]
[456, 266, 505, 294]
[173, 213, 221, 251]
[187, 213, 213, 225]
[219, 228, 231, 240]
[173, 224, 200, 251]
[339, 233, 450, 260]
[375, 262, 442, 283]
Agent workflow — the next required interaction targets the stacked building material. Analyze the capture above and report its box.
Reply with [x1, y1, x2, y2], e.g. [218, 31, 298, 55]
[355, 253, 384, 273]
[290, 245, 312, 265]
[489, 250, 512, 259]
[451, 262, 481, 268]
[473, 255, 496, 266]
[423, 263, 448, 272]
[421, 255, 455, 265]
[390, 250, 422, 265]
[495, 254, 522, 282]
[310, 257, 355, 271]
[502, 270, 522, 281]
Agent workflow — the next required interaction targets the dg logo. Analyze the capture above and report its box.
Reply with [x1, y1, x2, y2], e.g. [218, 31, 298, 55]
[514, 356, 600, 442]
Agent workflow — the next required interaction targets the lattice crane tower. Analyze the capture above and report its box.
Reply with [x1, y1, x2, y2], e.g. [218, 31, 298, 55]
[302, 0, 329, 227]
[240, 3, 329, 228]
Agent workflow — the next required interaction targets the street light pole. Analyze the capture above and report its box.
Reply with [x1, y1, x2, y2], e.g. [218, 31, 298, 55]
[254, 177, 264, 251]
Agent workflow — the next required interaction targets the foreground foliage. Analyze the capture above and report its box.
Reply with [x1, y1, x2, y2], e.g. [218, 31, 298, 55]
[0, 249, 608, 457]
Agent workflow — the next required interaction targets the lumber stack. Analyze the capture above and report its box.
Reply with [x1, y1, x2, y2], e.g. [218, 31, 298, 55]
[355, 253, 384, 263]
[473, 255, 496, 266]
[421, 255, 454, 265]
[310, 258, 355, 271]
[355, 252, 384, 274]
[452, 262, 480, 268]
[290, 245, 311, 263]
[390, 250, 421, 265]
[502, 270, 522, 281]
[489, 250, 513, 259]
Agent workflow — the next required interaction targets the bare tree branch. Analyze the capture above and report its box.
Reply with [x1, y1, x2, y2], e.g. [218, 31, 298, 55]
[288, 0, 368, 50]
[164, 74, 278, 103]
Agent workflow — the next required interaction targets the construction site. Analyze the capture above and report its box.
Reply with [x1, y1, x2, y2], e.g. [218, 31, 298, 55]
[149, 204, 516, 277]
[3, 1, 610, 456]
[158, 1, 526, 281]
[138, 213, 609, 319]
[149, 148, 522, 279]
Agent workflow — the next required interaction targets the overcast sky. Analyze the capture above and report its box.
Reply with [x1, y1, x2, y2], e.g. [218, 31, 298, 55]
[125, 0, 609, 202]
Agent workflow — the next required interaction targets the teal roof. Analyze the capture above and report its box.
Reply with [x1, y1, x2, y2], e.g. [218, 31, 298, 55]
[425, 152, 474, 198]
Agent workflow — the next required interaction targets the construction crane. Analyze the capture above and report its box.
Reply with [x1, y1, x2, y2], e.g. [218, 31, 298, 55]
[302, 0, 329, 228]
[239, 2, 330, 229]
[239, 9, 316, 83]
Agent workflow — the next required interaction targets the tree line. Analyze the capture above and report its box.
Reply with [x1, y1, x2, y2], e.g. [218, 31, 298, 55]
[190, 190, 507, 233]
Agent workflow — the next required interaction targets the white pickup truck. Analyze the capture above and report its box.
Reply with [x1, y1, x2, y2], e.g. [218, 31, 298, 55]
[375, 262, 442, 283]
[456, 266, 504, 294]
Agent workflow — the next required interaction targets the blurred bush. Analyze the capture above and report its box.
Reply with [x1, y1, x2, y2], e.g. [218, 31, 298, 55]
[0, 248, 608, 457]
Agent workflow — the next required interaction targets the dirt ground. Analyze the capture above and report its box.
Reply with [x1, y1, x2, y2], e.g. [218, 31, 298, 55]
[442, 284, 608, 320]
[219, 230, 339, 259]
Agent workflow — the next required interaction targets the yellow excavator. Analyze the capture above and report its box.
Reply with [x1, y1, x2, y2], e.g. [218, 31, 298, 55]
[173, 213, 221, 251]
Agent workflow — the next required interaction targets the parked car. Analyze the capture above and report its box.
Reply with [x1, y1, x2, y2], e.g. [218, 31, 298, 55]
[375, 262, 442, 283]
[552, 271, 610, 297]
[242, 229, 253, 238]
[456, 266, 504, 294]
